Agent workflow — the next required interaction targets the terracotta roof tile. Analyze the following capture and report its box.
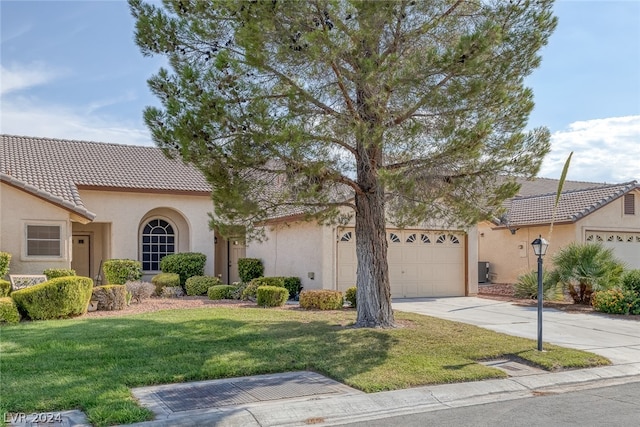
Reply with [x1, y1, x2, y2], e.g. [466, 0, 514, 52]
[502, 181, 639, 227]
[1, 134, 211, 220]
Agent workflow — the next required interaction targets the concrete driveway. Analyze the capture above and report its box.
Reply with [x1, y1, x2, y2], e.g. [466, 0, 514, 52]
[393, 297, 640, 365]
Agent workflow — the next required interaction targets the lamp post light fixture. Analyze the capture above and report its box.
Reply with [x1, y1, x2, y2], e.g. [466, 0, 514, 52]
[531, 235, 549, 351]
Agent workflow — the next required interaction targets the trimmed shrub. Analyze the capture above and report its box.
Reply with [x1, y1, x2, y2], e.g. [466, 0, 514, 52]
[43, 268, 76, 280]
[257, 285, 288, 307]
[622, 270, 640, 294]
[0, 252, 11, 278]
[0, 297, 20, 323]
[11, 276, 93, 320]
[592, 289, 640, 315]
[125, 280, 155, 303]
[237, 258, 264, 283]
[151, 273, 181, 295]
[92, 285, 127, 311]
[299, 290, 344, 310]
[159, 252, 206, 286]
[514, 270, 563, 300]
[345, 287, 357, 308]
[283, 277, 303, 300]
[208, 284, 237, 300]
[161, 286, 185, 298]
[242, 277, 283, 300]
[0, 279, 11, 297]
[103, 259, 142, 284]
[186, 276, 222, 296]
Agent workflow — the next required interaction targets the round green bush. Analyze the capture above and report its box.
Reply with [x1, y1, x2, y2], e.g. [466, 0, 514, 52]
[299, 290, 344, 310]
[103, 259, 142, 284]
[622, 270, 640, 294]
[43, 268, 76, 280]
[237, 258, 264, 283]
[11, 276, 93, 320]
[185, 276, 222, 296]
[151, 272, 181, 295]
[0, 279, 11, 297]
[208, 285, 238, 300]
[345, 287, 357, 308]
[159, 252, 206, 286]
[283, 277, 302, 300]
[0, 297, 20, 323]
[591, 289, 638, 315]
[0, 251, 11, 278]
[257, 286, 288, 307]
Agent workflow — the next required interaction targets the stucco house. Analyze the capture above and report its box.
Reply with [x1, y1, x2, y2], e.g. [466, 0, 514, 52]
[478, 178, 640, 284]
[0, 135, 245, 284]
[247, 209, 480, 298]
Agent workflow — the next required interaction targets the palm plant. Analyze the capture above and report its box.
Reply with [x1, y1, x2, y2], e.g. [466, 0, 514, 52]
[549, 243, 624, 304]
[514, 269, 563, 300]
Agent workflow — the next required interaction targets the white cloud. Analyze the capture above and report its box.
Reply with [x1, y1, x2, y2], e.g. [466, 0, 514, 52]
[0, 62, 66, 95]
[539, 116, 640, 183]
[0, 96, 153, 146]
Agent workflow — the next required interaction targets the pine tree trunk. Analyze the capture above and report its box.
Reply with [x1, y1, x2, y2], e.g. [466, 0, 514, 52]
[354, 160, 395, 328]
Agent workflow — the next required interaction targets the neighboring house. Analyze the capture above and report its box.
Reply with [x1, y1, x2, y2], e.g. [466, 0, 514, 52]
[247, 209, 480, 298]
[0, 135, 245, 284]
[478, 178, 640, 284]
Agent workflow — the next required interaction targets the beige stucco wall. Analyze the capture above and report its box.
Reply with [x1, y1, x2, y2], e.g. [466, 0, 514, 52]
[247, 216, 479, 297]
[0, 183, 72, 276]
[478, 191, 640, 284]
[78, 189, 216, 277]
[247, 220, 327, 291]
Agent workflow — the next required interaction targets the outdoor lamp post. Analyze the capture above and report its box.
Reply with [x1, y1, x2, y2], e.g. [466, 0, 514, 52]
[531, 235, 549, 351]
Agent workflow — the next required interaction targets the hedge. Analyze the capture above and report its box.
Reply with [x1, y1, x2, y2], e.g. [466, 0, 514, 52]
[237, 258, 263, 283]
[345, 287, 357, 308]
[103, 259, 142, 284]
[257, 286, 288, 307]
[151, 273, 181, 295]
[0, 252, 11, 278]
[0, 279, 11, 297]
[43, 268, 76, 280]
[185, 276, 221, 296]
[160, 252, 206, 286]
[299, 290, 344, 310]
[0, 297, 20, 323]
[208, 285, 237, 300]
[11, 276, 93, 320]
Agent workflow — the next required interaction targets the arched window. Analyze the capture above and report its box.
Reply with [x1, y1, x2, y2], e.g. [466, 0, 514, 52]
[141, 219, 175, 271]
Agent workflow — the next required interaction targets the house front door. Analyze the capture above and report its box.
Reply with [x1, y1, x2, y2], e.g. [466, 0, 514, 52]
[71, 235, 91, 278]
[229, 239, 246, 284]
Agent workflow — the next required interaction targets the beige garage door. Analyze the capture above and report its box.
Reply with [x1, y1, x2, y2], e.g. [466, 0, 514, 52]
[337, 229, 465, 298]
[585, 231, 640, 269]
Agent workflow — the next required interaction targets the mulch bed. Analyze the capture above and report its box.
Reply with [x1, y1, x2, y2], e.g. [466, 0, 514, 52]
[478, 283, 595, 313]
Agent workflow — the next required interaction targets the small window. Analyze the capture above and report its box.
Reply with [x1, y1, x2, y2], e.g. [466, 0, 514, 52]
[406, 234, 417, 243]
[421, 234, 431, 244]
[26, 225, 62, 256]
[389, 233, 401, 243]
[449, 234, 460, 244]
[436, 234, 446, 244]
[624, 194, 635, 215]
[340, 232, 352, 242]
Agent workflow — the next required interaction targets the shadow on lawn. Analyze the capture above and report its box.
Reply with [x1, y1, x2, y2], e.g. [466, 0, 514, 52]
[0, 311, 395, 425]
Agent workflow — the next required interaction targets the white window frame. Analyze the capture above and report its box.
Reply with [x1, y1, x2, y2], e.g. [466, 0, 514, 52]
[22, 221, 67, 261]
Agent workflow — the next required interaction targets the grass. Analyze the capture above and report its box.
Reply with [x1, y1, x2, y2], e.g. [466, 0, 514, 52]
[0, 307, 609, 426]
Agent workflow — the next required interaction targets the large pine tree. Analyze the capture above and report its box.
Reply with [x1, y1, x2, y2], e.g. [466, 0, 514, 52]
[130, 0, 556, 328]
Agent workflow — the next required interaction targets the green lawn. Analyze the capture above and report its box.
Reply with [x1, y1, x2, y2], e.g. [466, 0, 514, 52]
[0, 307, 609, 426]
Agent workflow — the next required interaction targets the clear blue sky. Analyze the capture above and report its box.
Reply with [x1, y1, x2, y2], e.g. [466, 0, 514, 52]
[1, 0, 639, 183]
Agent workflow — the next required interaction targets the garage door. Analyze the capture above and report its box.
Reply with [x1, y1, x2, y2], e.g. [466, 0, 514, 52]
[585, 231, 640, 269]
[337, 228, 465, 298]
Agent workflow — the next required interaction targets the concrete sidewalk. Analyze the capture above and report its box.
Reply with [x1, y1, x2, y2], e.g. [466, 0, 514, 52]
[393, 297, 640, 365]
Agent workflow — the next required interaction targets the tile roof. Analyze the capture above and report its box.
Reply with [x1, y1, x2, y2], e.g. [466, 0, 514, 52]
[1, 135, 211, 221]
[500, 181, 639, 227]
